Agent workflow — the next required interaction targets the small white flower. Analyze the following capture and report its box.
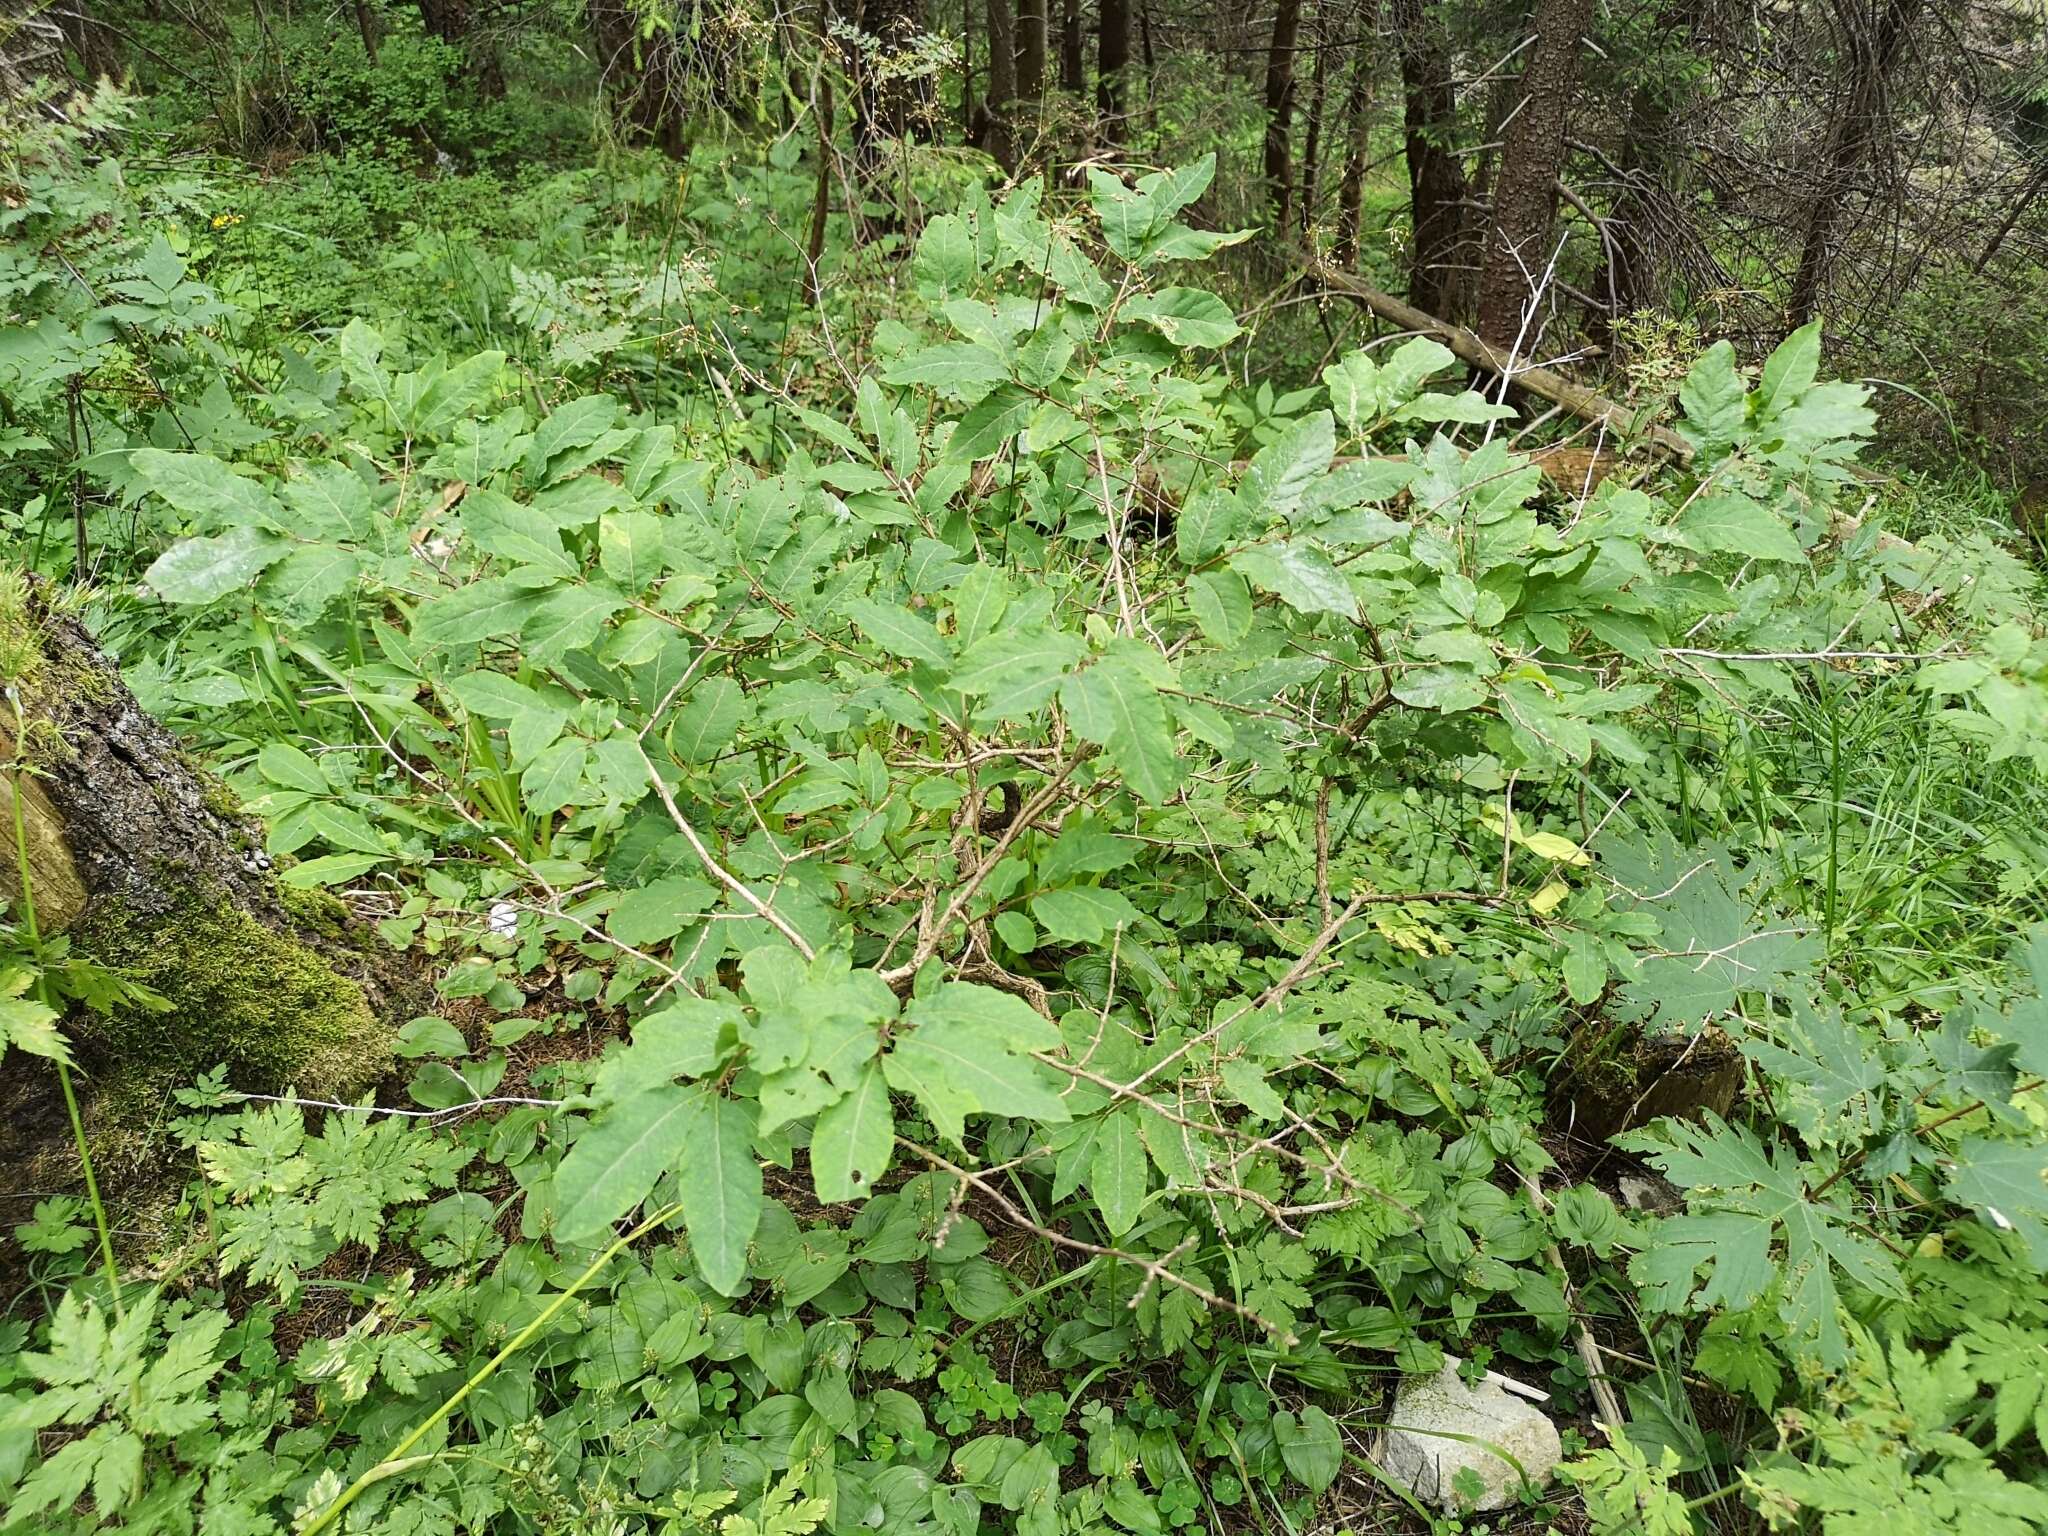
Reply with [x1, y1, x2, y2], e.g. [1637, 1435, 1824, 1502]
[488, 901, 519, 937]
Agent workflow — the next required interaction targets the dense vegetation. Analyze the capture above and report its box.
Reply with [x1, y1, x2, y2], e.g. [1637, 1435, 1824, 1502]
[5, 4, 2048, 1534]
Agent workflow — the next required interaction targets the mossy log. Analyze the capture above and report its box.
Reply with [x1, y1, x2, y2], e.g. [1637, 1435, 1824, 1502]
[0, 583, 419, 1193]
[1548, 1023, 1745, 1144]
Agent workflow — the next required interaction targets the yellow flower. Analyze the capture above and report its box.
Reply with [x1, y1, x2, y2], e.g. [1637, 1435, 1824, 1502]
[210, 212, 242, 230]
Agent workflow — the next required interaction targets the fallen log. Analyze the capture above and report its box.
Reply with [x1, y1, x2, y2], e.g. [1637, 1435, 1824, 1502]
[1308, 259, 1697, 462]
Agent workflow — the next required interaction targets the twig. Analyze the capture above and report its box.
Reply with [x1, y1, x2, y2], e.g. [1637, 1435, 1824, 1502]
[896, 1137, 1296, 1344]
[631, 738, 816, 962]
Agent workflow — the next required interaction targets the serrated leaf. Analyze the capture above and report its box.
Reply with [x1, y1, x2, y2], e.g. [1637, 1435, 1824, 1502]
[1240, 411, 1334, 521]
[1059, 660, 1181, 804]
[1175, 487, 1242, 565]
[1229, 540, 1358, 620]
[1676, 495, 1804, 563]
[847, 597, 952, 668]
[953, 628, 1086, 719]
[142, 527, 288, 604]
[552, 1088, 699, 1244]
[1124, 287, 1240, 348]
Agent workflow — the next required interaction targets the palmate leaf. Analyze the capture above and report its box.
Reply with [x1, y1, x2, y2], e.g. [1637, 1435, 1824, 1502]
[1623, 1114, 1903, 1363]
[1945, 1137, 2048, 1267]
[1605, 837, 1820, 1031]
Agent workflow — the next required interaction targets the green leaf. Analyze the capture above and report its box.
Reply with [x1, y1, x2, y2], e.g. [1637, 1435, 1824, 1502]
[1175, 488, 1242, 565]
[1675, 495, 1804, 563]
[1030, 886, 1143, 944]
[132, 448, 276, 523]
[1088, 1110, 1148, 1236]
[1241, 411, 1335, 520]
[811, 1059, 893, 1202]
[668, 676, 748, 762]
[1124, 287, 1241, 348]
[257, 742, 327, 795]
[1561, 930, 1606, 1005]
[1273, 1405, 1342, 1492]
[412, 577, 545, 646]
[1186, 569, 1252, 645]
[1757, 320, 1821, 420]
[674, 1089, 762, 1295]
[1, 993, 71, 1066]
[847, 597, 953, 668]
[1375, 336, 1458, 409]
[258, 545, 360, 621]
[883, 1005, 1070, 1143]
[1219, 1058, 1286, 1121]
[1323, 350, 1382, 430]
[463, 487, 578, 576]
[1678, 341, 1748, 454]
[914, 214, 978, 300]
[599, 509, 665, 591]
[954, 629, 1087, 720]
[1229, 541, 1358, 620]
[1060, 660, 1181, 804]
[883, 343, 1010, 397]
[1948, 1138, 2048, 1267]
[553, 1088, 699, 1244]
[142, 528, 288, 604]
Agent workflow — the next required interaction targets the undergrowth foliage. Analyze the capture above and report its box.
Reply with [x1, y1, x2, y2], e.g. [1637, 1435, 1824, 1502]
[7, 91, 2048, 1536]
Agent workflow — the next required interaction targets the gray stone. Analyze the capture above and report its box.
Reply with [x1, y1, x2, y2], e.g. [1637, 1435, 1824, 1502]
[1376, 1361, 1563, 1512]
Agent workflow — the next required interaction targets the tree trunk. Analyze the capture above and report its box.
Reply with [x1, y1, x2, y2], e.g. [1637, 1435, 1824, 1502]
[1785, 0, 1923, 329]
[1297, 5, 1331, 235]
[587, 0, 688, 158]
[353, 0, 381, 64]
[0, 586, 412, 1203]
[984, 0, 1020, 168]
[1595, 21, 1689, 322]
[1262, 0, 1304, 236]
[57, 0, 122, 83]
[1333, 38, 1376, 267]
[1017, 0, 1047, 104]
[1475, 0, 1595, 348]
[416, 0, 505, 100]
[1393, 0, 1470, 319]
[1098, 0, 1132, 141]
[1059, 0, 1084, 92]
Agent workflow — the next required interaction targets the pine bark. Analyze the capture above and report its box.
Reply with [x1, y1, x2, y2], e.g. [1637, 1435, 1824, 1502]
[1393, 0, 1471, 318]
[1475, 0, 1596, 347]
[985, 0, 1020, 168]
[1262, 0, 1305, 236]
[0, 589, 417, 1204]
[1785, 0, 1923, 329]
[1098, 0, 1132, 140]
[1059, 0, 1085, 92]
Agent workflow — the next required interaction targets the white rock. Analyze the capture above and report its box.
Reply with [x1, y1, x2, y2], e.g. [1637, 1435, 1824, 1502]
[1377, 1360, 1563, 1512]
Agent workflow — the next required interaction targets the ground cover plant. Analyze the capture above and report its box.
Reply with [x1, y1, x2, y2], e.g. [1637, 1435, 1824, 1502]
[6, 10, 2048, 1535]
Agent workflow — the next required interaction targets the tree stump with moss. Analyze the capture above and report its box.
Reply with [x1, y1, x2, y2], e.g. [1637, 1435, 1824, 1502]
[0, 578, 419, 1202]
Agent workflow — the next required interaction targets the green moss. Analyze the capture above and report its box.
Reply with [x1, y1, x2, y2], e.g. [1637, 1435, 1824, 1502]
[73, 886, 392, 1100]
[0, 566, 43, 689]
